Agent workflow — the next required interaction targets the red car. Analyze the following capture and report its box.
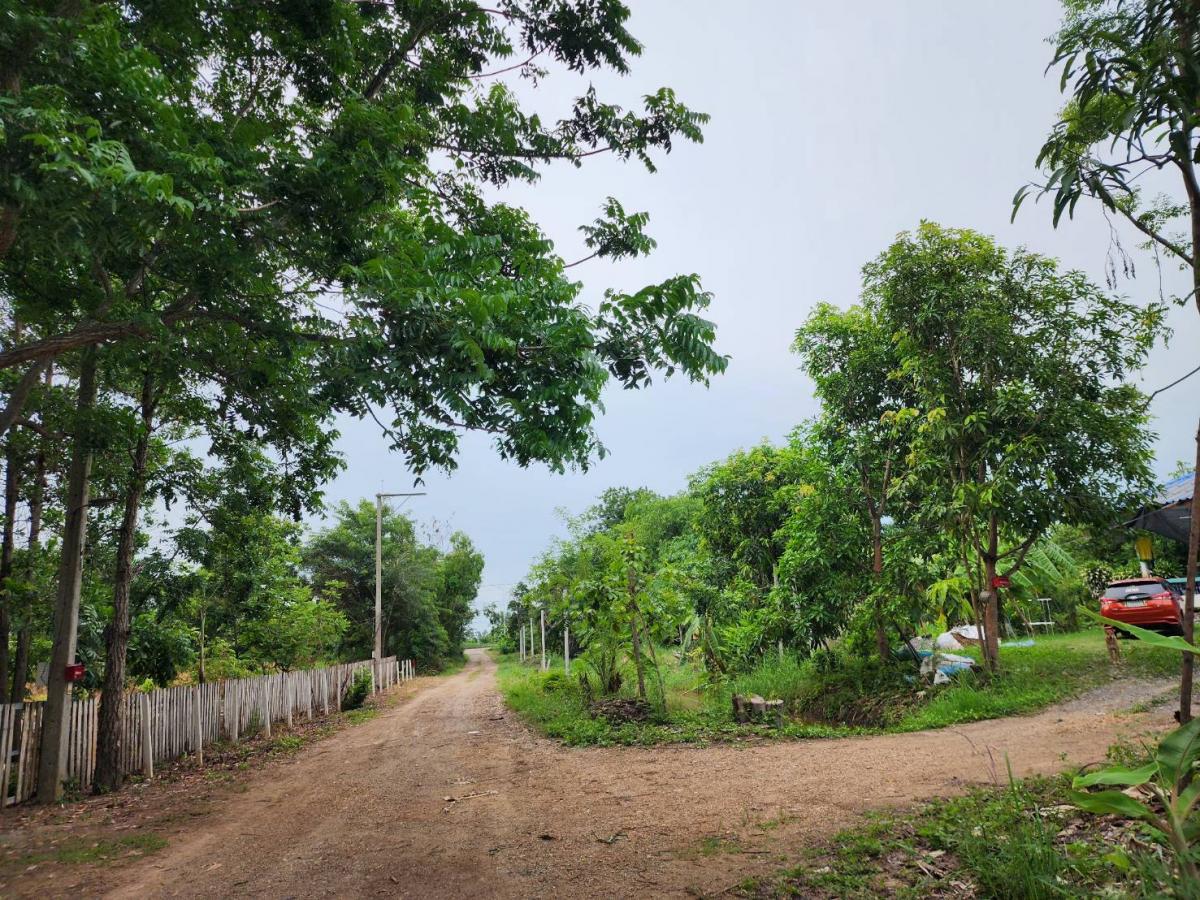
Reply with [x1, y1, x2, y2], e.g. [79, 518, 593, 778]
[1101, 578, 1182, 635]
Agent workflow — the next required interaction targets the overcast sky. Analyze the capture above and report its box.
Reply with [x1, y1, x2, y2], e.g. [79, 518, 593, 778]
[319, 1, 1200, 628]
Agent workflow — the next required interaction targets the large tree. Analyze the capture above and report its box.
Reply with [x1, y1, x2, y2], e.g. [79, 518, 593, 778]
[793, 303, 916, 657]
[867, 223, 1161, 670]
[2, 1, 726, 801]
[1018, 0, 1200, 718]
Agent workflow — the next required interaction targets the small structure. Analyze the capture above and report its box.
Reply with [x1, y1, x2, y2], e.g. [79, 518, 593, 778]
[1124, 471, 1193, 543]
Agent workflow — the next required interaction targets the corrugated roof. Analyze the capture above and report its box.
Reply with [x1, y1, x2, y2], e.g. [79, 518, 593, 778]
[1160, 472, 1195, 506]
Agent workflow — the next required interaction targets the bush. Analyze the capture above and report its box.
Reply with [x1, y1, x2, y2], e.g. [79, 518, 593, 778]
[342, 667, 372, 710]
[539, 670, 572, 693]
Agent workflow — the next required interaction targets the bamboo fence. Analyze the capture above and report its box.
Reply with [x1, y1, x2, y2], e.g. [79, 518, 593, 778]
[0, 655, 412, 804]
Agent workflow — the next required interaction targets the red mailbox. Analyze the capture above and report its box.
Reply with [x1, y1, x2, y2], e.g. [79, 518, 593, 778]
[990, 575, 1011, 589]
[64, 663, 86, 682]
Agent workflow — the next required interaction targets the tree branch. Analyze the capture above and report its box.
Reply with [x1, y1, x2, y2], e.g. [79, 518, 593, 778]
[0, 292, 199, 371]
[0, 360, 50, 438]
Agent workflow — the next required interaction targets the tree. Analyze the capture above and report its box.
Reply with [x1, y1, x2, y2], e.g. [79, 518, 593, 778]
[304, 500, 477, 669]
[3, 0, 726, 802]
[794, 303, 916, 657]
[867, 223, 1161, 670]
[1019, 0, 1200, 718]
[433, 532, 485, 659]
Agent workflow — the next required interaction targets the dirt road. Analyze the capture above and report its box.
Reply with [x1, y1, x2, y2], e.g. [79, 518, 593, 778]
[97, 649, 1170, 899]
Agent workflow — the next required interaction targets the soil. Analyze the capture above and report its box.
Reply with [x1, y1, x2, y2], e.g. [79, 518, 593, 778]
[1, 649, 1176, 899]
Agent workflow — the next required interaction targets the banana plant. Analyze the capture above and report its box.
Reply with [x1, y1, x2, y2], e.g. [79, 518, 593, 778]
[1071, 716, 1200, 883]
[1072, 607, 1200, 883]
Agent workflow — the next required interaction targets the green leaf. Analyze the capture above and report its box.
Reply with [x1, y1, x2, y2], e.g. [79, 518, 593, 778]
[1069, 789, 1155, 820]
[1072, 761, 1156, 789]
[1078, 607, 1200, 654]
[1155, 716, 1200, 786]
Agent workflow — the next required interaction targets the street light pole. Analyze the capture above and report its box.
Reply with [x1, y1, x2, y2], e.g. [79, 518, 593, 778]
[375, 491, 425, 661]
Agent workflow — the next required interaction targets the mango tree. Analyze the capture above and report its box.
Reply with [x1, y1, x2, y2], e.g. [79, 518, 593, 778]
[867, 223, 1160, 670]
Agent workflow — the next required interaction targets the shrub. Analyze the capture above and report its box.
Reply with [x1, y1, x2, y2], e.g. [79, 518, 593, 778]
[539, 670, 572, 693]
[342, 667, 372, 710]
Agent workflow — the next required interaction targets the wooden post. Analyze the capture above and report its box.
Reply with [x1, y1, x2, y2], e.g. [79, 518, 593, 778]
[564, 620, 570, 676]
[193, 686, 203, 766]
[140, 693, 153, 778]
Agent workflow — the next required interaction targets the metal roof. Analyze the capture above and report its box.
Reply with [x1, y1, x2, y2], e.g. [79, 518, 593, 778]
[1160, 472, 1194, 505]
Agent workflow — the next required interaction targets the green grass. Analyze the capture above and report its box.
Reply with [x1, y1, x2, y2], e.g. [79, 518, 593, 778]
[735, 772, 1187, 898]
[271, 734, 304, 753]
[342, 707, 378, 726]
[894, 630, 1178, 731]
[25, 833, 169, 866]
[497, 629, 1180, 747]
[496, 653, 855, 746]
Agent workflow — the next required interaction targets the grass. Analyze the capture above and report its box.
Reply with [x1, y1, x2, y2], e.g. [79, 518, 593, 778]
[894, 630, 1177, 731]
[734, 771, 1187, 898]
[497, 629, 1180, 747]
[342, 707, 378, 726]
[23, 833, 169, 867]
[495, 654, 854, 746]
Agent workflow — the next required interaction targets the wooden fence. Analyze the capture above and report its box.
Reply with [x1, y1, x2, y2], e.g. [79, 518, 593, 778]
[0, 655, 412, 805]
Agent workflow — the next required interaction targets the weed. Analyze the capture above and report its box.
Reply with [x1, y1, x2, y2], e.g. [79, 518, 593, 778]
[342, 666, 373, 710]
[272, 735, 304, 753]
[343, 707, 377, 726]
[499, 630, 1178, 748]
[738, 776, 1147, 898]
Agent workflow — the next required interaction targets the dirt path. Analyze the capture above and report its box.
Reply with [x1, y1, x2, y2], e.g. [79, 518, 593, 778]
[92, 649, 1170, 899]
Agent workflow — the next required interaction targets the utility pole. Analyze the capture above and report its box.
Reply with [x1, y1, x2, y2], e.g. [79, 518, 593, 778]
[375, 492, 425, 661]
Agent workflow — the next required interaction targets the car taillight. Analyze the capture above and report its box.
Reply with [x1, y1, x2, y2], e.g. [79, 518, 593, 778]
[1152, 591, 1173, 602]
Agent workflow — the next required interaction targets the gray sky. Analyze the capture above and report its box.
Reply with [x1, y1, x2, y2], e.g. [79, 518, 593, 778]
[321, 1, 1200, 628]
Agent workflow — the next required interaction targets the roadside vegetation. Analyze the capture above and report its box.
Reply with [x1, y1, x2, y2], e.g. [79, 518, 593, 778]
[496, 630, 1178, 747]
[734, 769, 1189, 899]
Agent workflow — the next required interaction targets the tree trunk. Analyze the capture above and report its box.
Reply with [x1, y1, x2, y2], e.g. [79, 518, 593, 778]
[0, 440, 20, 702]
[37, 347, 98, 803]
[627, 566, 647, 702]
[12, 433, 45, 702]
[94, 373, 155, 793]
[629, 616, 647, 702]
[1179, 420, 1200, 723]
[979, 586, 1000, 672]
[871, 516, 888, 658]
[977, 518, 1001, 672]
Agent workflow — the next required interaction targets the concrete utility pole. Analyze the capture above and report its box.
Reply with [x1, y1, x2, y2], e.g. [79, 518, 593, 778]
[540, 609, 546, 671]
[375, 492, 425, 660]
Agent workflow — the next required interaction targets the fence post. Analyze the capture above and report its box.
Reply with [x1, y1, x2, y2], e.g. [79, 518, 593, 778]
[262, 679, 271, 739]
[193, 686, 203, 766]
[140, 693, 154, 778]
